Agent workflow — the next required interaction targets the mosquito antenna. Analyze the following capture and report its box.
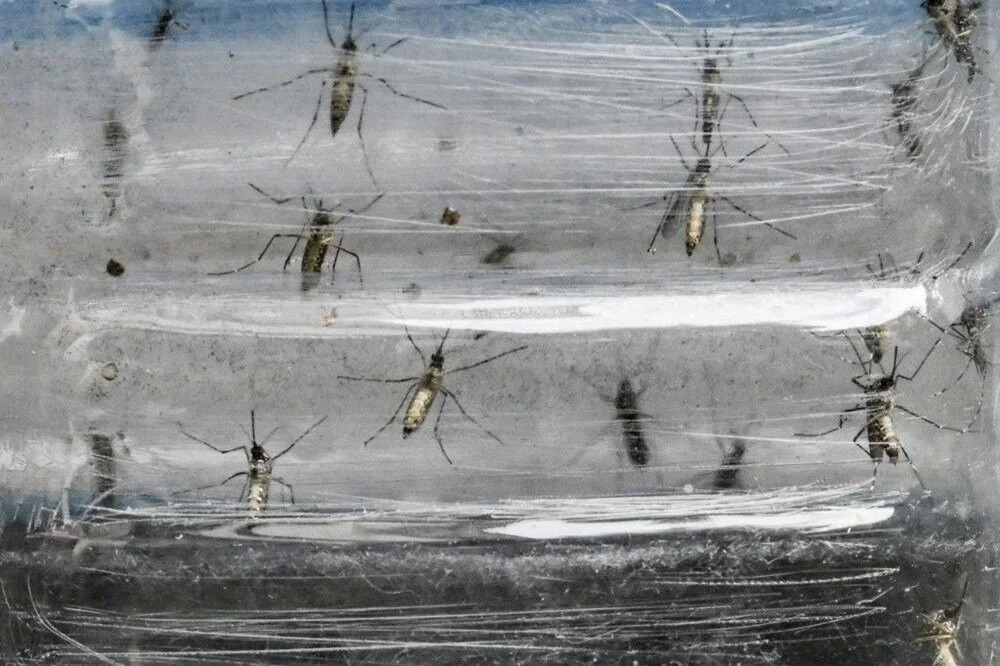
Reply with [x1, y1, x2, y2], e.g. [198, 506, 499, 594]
[436, 329, 451, 355]
[321, 0, 338, 48]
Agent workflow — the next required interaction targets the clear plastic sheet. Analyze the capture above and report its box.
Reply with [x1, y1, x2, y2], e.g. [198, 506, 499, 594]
[0, 0, 998, 663]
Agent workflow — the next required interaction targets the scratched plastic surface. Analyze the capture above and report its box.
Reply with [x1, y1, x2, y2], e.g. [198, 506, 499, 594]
[0, 1, 998, 664]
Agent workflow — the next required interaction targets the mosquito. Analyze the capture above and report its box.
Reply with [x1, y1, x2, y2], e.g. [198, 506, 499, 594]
[180, 410, 328, 520]
[796, 339, 970, 485]
[922, 0, 982, 83]
[918, 576, 967, 666]
[922, 294, 995, 427]
[209, 182, 382, 292]
[643, 136, 796, 260]
[337, 329, 527, 464]
[232, 0, 445, 173]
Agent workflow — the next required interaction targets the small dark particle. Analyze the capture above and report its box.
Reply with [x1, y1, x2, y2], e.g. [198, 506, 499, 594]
[482, 244, 516, 265]
[440, 207, 461, 226]
[101, 363, 119, 381]
[106, 259, 125, 276]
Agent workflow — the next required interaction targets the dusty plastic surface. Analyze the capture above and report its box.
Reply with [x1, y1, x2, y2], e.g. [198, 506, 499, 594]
[0, 0, 998, 663]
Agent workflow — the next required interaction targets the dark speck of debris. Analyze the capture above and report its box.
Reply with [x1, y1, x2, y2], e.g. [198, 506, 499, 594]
[106, 259, 125, 276]
[440, 207, 461, 226]
[788, 253, 801, 263]
[228, 51, 234, 58]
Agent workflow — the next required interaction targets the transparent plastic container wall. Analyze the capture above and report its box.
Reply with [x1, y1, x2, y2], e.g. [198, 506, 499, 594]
[0, 0, 998, 663]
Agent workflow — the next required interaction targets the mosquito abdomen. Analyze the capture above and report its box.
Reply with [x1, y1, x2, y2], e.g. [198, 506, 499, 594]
[330, 55, 357, 136]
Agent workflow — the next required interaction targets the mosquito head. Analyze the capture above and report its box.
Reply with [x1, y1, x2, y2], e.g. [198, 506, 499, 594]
[429, 330, 449, 368]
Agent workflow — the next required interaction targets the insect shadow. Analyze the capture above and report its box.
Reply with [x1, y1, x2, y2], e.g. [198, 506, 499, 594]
[179, 410, 328, 520]
[209, 182, 382, 292]
[149, 1, 188, 49]
[338, 328, 527, 464]
[232, 0, 445, 177]
[570, 367, 653, 467]
[631, 19, 789, 158]
[641, 135, 795, 261]
[796, 336, 971, 487]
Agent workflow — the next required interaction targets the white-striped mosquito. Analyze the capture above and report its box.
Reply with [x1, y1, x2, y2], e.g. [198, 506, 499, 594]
[338, 329, 527, 464]
[180, 410, 328, 520]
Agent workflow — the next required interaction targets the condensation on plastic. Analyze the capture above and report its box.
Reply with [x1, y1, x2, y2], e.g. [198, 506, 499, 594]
[0, 0, 998, 663]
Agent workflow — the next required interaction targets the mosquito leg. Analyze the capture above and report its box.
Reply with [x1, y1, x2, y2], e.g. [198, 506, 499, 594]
[726, 92, 791, 155]
[668, 135, 692, 172]
[174, 471, 249, 497]
[712, 201, 723, 265]
[795, 414, 847, 438]
[446, 345, 528, 375]
[338, 374, 422, 383]
[897, 445, 927, 490]
[431, 395, 454, 465]
[271, 415, 329, 461]
[179, 429, 250, 462]
[403, 325, 427, 365]
[355, 84, 378, 189]
[362, 383, 417, 447]
[933, 355, 974, 396]
[441, 387, 506, 447]
[272, 477, 295, 504]
[714, 94, 732, 157]
[896, 339, 940, 382]
[248, 182, 294, 205]
[329, 235, 344, 284]
[934, 241, 973, 277]
[287, 80, 327, 165]
[322, 239, 363, 286]
[661, 87, 694, 112]
[207, 234, 297, 276]
[232, 68, 331, 101]
[896, 405, 970, 433]
[377, 37, 408, 56]
[716, 195, 796, 240]
[361, 74, 446, 110]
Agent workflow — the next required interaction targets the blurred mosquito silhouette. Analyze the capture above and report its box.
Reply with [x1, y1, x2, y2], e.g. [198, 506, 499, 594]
[338, 329, 527, 463]
[232, 0, 445, 175]
[180, 410, 328, 520]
